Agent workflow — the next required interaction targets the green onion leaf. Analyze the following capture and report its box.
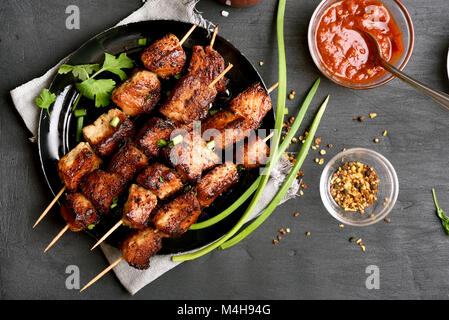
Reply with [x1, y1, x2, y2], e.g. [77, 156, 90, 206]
[110, 116, 120, 127]
[74, 108, 86, 118]
[174, 74, 181, 80]
[209, 109, 219, 116]
[110, 197, 118, 209]
[87, 224, 95, 230]
[170, 135, 183, 146]
[138, 38, 147, 46]
[76, 116, 84, 142]
[157, 139, 168, 147]
[432, 189, 449, 234]
[159, 176, 165, 183]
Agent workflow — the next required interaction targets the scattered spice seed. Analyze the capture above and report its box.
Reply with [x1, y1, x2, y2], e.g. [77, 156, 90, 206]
[320, 149, 326, 155]
[315, 137, 322, 145]
[374, 138, 379, 143]
[273, 239, 279, 245]
[369, 113, 377, 119]
[328, 143, 333, 148]
[294, 212, 300, 217]
[356, 238, 362, 244]
[288, 93, 295, 100]
[277, 235, 282, 241]
[361, 245, 366, 252]
[370, 213, 375, 218]
[299, 190, 304, 196]
[358, 116, 365, 122]
[318, 158, 325, 165]
[314, 158, 320, 163]
[291, 137, 298, 143]
[259, 61, 264, 66]
[384, 218, 391, 223]
[286, 228, 291, 233]
[382, 130, 387, 136]
[305, 232, 311, 236]
[279, 228, 286, 235]
[339, 224, 344, 228]
[349, 237, 356, 243]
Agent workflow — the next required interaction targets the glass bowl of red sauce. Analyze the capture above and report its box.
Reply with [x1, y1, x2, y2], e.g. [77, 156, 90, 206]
[308, 0, 414, 89]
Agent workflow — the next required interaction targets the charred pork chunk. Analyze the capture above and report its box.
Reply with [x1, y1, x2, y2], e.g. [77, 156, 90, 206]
[201, 109, 251, 150]
[135, 117, 174, 159]
[108, 143, 148, 182]
[136, 163, 184, 200]
[159, 75, 217, 126]
[61, 193, 99, 232]
[122, 184, 158, 230]
[229, 82, 272, 129]
[141, 33, 187, 79]
[235, 136, 270, 169]
[57, 142, 102, 192]
[151, 190, 201, 236]
[79, 170, 127, 214]
[188, 45, 228, 93]
[196, 162, 239, 208]
[121, 227, 163, 270]
[163, 130, 220, 184]
[111, 69, 161, 116]
[82, 109, 135, 157]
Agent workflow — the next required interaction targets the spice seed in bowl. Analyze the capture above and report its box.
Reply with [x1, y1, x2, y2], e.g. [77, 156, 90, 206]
[329, 161, 379, 214]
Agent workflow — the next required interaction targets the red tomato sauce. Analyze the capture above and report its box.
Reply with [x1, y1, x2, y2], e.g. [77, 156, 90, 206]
[316, 0, 403, 83]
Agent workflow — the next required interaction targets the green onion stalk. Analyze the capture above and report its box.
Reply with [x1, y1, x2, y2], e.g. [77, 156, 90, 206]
[220, 95, 329, 250]
[172, 0, 288, 262]
[189, 78, 320, 230]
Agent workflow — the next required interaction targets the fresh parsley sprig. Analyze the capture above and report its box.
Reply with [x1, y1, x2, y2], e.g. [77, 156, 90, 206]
[36, 89, 56, 116]
[58, 52, 134, 108]
[432, 188, 449, 234]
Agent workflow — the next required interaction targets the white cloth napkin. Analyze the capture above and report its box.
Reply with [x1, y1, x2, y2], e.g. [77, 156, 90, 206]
[10, 0, 299, 295]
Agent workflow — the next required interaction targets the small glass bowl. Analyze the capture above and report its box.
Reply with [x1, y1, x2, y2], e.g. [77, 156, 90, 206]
[319, 148, 399, 226]
[308, 0, 415, 89]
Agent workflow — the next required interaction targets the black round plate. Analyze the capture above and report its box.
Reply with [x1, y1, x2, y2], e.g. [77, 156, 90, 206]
[38, 20, 274, 254]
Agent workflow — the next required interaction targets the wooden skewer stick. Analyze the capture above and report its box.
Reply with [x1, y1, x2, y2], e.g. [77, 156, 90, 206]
[80, 256, 125, 292]
[209, 63, 233, 89]
[33, 186, 67, 229]
[209, 25, 219, 49]
[267, 82, 279, 94]
[263, 131, 275, 143]
[90, 220, 123, 251]
[44, 224, 69, 253]
[179, 24, 197, 46]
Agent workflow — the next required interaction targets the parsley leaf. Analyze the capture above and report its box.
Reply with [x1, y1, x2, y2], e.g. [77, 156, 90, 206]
[36, 88, 56, 116]
[58, 64, 100, 81]
[76, 78, 116, 108]
[100, 53, 134, 81]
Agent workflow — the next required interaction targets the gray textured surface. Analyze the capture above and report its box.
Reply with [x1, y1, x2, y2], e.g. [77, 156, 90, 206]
[1, 0, 449, 299]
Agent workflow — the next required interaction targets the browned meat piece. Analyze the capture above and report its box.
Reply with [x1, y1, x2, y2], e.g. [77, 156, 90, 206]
[122, 184, 157, 230]
[188, 45, 228, 92]
[151, 190, 201, 236]
[159, 75, 216, 126]
[136, 163, 183, 200]
[121, 227, 163, 270]
[229, 83, 272, 129]
[196, 162, 239, 208]
[135, 117, 174, 158]
[79, 170, 127, 214]
[235, 136, 270, 169]
[108, 143, 148, 182]
[163, 130, 220, 183]
[141, 33, 186, 79]
[111, 69, 161, 116]
[61, 193, 99, 232]
[82, 109, 135, 157]
[201, 109, 251, 150]
[57, 142, 102, 192]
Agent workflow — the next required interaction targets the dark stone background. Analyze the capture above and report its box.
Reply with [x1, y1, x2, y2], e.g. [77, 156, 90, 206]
[1, 0, 449, 299]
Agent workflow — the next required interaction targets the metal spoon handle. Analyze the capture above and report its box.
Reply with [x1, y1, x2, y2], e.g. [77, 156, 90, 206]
[379, 59, 449, 111]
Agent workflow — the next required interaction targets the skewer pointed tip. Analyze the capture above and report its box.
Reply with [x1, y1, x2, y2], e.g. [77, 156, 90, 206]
[80, 257, 124, 292]
[33, 186, 66, 229]
[44, 224, 69, 253]
[90, 220, 123, 251]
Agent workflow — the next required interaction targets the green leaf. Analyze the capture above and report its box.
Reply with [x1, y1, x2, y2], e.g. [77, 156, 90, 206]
[36, 88, 56, 116]
[101, 53, 134, 80]
[432, 189, 449, 235]
[58, 64, 100, 81]
[76, 78, 116, 107]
